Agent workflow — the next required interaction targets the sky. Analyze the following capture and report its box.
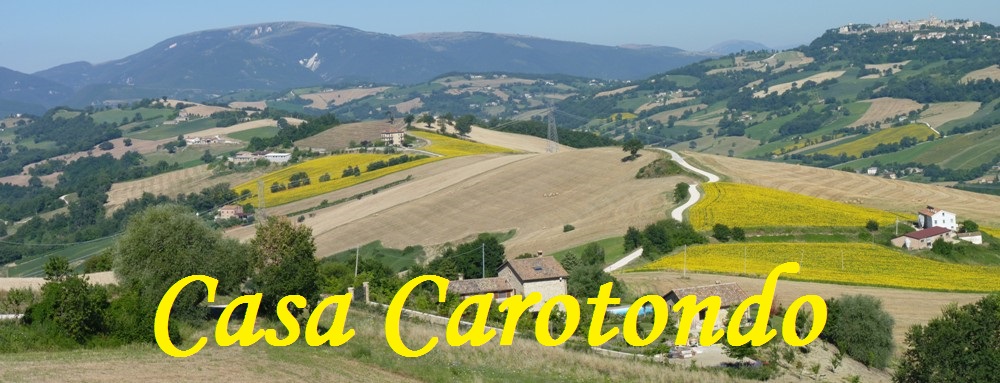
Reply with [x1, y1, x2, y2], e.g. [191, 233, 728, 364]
[2, 0, 996, 73]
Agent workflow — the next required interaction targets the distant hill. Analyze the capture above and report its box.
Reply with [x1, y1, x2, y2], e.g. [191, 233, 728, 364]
[27, 22, 714, 106]
[0, 66, 71, 115]
[705, 40, 771, 54]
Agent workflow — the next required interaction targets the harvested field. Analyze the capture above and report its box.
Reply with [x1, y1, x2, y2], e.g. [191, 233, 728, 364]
[181, 104, 230, 118]
[391, 97, 422, 113]
[707, 51, 814, 75]
[618, 271, 985, 349]
[860, 60, 910, 79]
[960, 64, 1000, 83]
[183, 119, 278, 139]
[228, 148, 694, 258]
[227, 101, 267, 110]
[432, 76, 535, 88]
[299, 87, 390, 109]
[634, 97, 695, 113]
[0, 137, 168, 186]
[295, 120, 408, 151]
[819, 123, 936, 157]
[465, 126, 573, 153]
[595, 85, 637, 98]
[647, 104, 707, 123]
[105, 165, 269, 212]
[685, 152, 1000, 226]
[851, 97, 923, 127]
[752, 71, 845, 98]
[0, 272, 115, 291]
[918, 101, 981, 128]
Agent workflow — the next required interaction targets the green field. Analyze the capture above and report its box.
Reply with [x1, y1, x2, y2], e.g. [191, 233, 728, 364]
[819, 123, 936, 157]
[9, 236, 117, 277]
[664, 75, 700, 88]
[51, 109, 80, 119]
[841, 125, 1000, 170]
[322, 241, 425, 272]
[547, 236, 626, 266]
[144, 143, 244, 169]
[92, 108, 176, 125]
[128, 118, 220, 140]
[228, 126, 280, 141]
[746, 102, 871, 157]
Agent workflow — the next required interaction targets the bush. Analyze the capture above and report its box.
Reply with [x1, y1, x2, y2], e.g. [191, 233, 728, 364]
[713, 223, 732, 242]
[563, 224, 575, 232]
[674, 183, 690, 203]
[24, 276, 109, 343]
[821, 295, 894, 369]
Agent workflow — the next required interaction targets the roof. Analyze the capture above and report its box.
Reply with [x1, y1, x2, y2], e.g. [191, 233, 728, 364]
[663, 283, 749, 307]
[382, 129, 405, 134]
[220, 205, 242, 211]
[957, 231, 982, 238]
[904, 226, 952, 239]
[501, 256, 569, 282]
[918, 206, 952, 217]
[447, 277, 511, 296]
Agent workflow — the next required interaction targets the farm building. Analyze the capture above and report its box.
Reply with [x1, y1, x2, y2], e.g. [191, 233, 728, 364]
[381, 129, 406, 147]
[264, 152, 291, 164]
[956, 231, 983, 245]
[663, 283, 750, 344]
[917, 206, 957, 231]
[229, 151, 263, 164]
[446, 255, 568, 312]
[217, 205, 245, 220]
[891, 226, 957, 250]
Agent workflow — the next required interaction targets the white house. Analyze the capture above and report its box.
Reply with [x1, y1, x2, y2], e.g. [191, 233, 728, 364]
[866, 167, 879, 175]
[381, 130, 406, 147]
[917, 206, 958, 231]
[264, 152, 291, 164]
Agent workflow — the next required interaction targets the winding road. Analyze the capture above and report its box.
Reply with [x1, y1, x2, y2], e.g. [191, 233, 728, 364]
[603, 149, 719, 273]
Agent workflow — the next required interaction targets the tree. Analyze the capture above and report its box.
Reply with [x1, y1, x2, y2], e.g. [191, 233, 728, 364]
[123, 138, 132, 147]
[567, 264, 623, 299]
[24, 274, 109, 343]
[712, 224, 732, 242]
[822, 295, 895, 369]
[866, 219, 880, 232]
[894, 293, 1000, 383]
[961, 220, 979, 233]
[931, 238, 955, 256]
[113, 205, 251, 320]
[249, 216, 320, 317]
[674, 183, 690, 203]
[731, 227, 746, 242]
[622, 138, 643, 160]
[418, 114, 435, 128]
[623, 226, 642, 252]
[454, 114, 476, 136]
[581, 243, 605, 266]
[200, 150, 213, 163]
[98, 141, 115, 151]
[28, 175, 42, 188]
[560, 253, 581, 273]
[43, 256, 74, 282]
[403, 114, 415, 128]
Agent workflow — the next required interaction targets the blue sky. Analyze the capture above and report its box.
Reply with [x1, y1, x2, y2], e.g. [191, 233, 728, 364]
[2, 0, 996, 73]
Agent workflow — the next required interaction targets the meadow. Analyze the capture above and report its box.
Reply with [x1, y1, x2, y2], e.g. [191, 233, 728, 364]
[235, 131, 515, 207]
[819, 123, 937, 157]
[636, 242, 1000, 293]
[690, 182, 900, 231]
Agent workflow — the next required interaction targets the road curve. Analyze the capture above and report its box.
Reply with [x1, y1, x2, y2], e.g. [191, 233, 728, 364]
[603, 247, 644, 273]
[655, 148, 720, 222]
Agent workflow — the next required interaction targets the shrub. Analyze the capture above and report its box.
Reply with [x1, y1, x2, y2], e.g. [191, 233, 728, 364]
[563, 224, 575, 232]
[821, 295, 894, 369]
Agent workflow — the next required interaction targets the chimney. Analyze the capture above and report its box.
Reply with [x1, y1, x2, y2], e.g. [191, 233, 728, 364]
[536, 250, 543, 257]
[457, 273, 463, 280]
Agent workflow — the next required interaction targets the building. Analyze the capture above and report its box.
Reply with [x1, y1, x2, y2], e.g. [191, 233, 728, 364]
[866, 167, 879, 176]
[917, 206, 958, 231]
[381, 130, 406, 147]
[264, 152, 291, 164]
[891, 226, 956, 250]
[956, 232, 983, 245]
[662, 283, 750, 343]
[229, 151, 262, 164]
[217, 205, 245, 220]
[446, 255, 568, 312]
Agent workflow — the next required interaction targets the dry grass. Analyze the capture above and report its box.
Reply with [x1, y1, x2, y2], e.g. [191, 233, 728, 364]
[391, 97, 422, 114]
[917, 101, 981, 129]
[647, 104, 707, 123]
[295, 121, 408, 151]
[618, 271, 983, 356]
[433, 76, 535, 88]
[228, 148, 694, 258]
[185, 119, 282, 139]
[707, 51, 814, 75]
[105, 165, 269, 212]
[0, 137, 169, 186]
[685, 152, 1000, 226]
[227, 101, 267, 110]
[299, 87, 390, 109]
[860, 61, 911, 79]
[851, 98, 923, 127]
[465, 126, 573, 153]
[0, 272, 116, 291]
[960, 64, 1000, 84]
[634, 97, 695, 113]
[753, 71, 845, 98]
[595, 85, 638, 98]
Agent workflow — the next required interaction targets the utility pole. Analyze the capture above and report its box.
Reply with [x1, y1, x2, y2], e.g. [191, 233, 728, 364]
[481, 243, 486, 278]
[354, 246, 360, 277]
[743, 245, 747, 275]
[683, 245, 687, 279]
[895, 218, 899, 236]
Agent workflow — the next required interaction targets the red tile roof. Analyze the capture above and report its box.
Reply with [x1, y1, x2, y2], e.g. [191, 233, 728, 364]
[502, 256, 569, 282]
[905, 226, 952, 239]
[663, 283, 749, 307]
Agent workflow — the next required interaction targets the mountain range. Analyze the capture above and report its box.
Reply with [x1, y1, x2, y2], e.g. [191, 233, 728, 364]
[0, 22, 722, 114]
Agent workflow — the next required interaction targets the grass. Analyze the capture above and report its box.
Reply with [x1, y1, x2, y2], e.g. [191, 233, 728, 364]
[8, 236, 117, 277]
[690, 182, 901, 231]
[664, 75, 699, 88]
[818, 123, 937, 157]
[227, 126, 280, 141]
[51, 109, 80, 119]
[748, 102, 871, 157]
[129, 118, 220, 140]
[840, 125, 1000, 170]
[635, 242, 1000, 293]
[322, 241, 425, 272]
[144, 143, 245, 169]
[547, 237, 626, 266]
[91, 108, 176, 126]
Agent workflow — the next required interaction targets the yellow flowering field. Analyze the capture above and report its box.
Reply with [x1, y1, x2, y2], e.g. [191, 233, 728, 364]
[983, 227, 1000, 238]
[236, 131, 515, 207]
[818, 123, 937, 157]
[637, 243, 1000, 292]
[690, 182, 900, 230]
[409, 130, 516, 157]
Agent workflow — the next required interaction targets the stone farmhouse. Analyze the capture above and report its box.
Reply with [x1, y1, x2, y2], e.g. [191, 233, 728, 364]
[662, 283, 749, 344]
[447, 255, 568, 312]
